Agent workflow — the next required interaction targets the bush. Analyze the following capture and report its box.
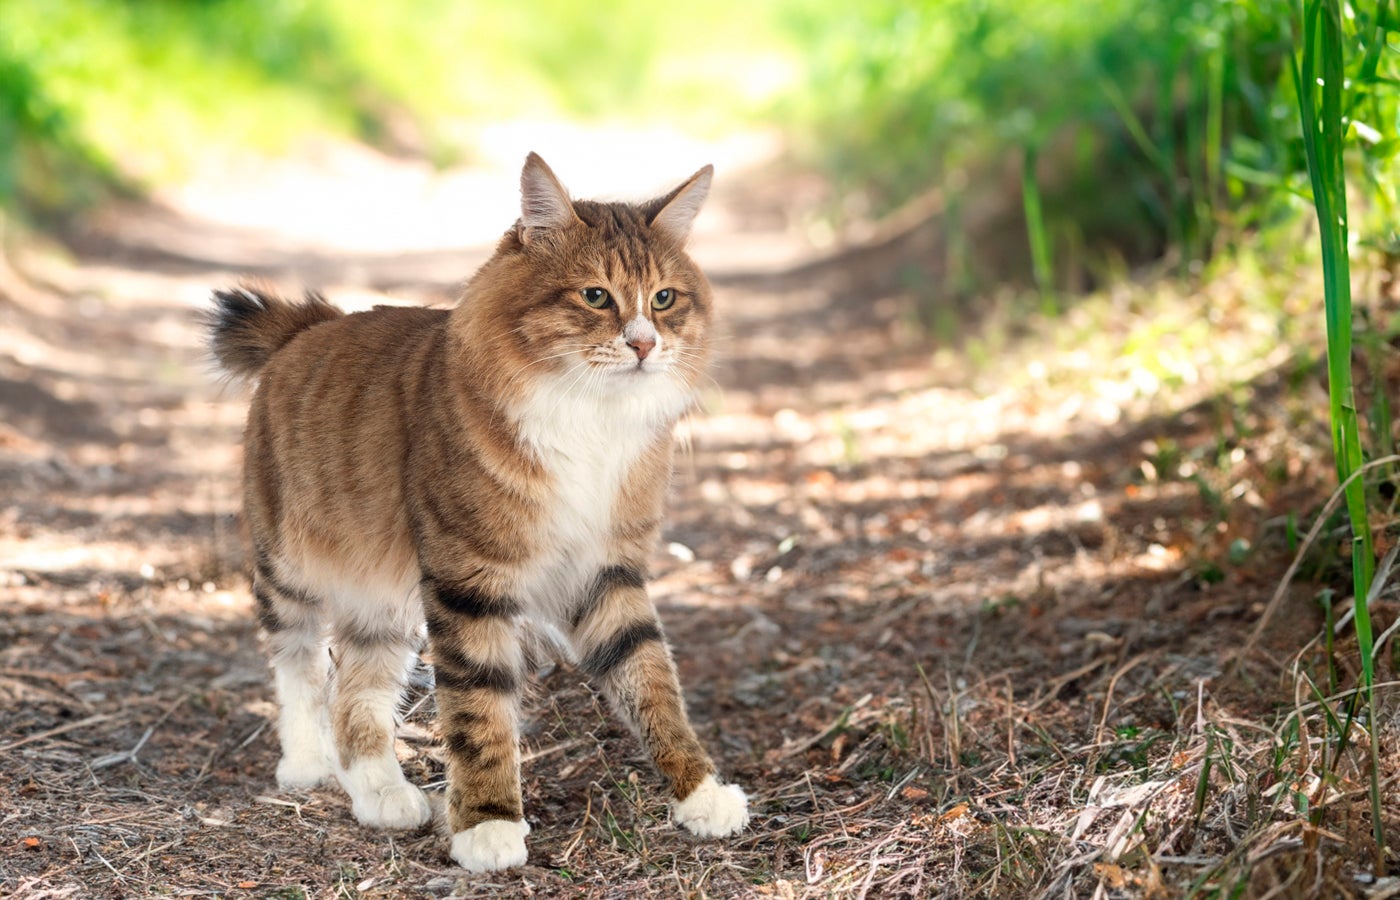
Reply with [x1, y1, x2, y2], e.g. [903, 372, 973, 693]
[781, 0, 1384, 275]
[0, 33, 124, 220]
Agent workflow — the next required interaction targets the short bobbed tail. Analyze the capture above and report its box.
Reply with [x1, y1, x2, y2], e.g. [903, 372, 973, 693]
[208, 287, 342, 379]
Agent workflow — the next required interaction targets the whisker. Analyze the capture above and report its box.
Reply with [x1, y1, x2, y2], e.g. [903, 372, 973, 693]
[501, 345, 594, 393]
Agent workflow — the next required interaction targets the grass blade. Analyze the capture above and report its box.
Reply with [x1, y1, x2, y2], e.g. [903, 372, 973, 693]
[1294, 0, 1382, 869]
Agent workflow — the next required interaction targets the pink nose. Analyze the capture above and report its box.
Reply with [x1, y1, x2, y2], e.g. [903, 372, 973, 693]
[628, 337, 656, 360]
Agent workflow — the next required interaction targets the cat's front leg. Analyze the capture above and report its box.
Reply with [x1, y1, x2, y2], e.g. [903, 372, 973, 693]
[422, 574, 530, 872]
[571, 565, 750, 838]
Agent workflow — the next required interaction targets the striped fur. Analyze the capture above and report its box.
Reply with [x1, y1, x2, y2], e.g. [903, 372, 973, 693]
[210, 154, 748, 872]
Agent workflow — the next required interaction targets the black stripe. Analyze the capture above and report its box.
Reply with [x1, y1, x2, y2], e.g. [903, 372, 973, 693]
[434, 658, 519, 694]
[423, 605, 454, 640]
[442, 709, 483, 760]
[440, 714, 510, 770]
[253, 585, 285, 632]
[571, 564, 646, 629]
[423, 577, 520, 619]
[444, 730, 484, 762]
[464, 802, 520, 821]
[581, 620, 663, 678]
[254, 551, 316, 606]
[337, 622, 410, 650]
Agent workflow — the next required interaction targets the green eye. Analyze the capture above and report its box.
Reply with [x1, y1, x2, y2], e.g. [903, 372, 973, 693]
[652, 289, 675, 311]
[582, 287, 612, 309]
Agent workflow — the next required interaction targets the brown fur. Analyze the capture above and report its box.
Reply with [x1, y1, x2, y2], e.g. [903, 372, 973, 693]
[210, 154, 737, 856]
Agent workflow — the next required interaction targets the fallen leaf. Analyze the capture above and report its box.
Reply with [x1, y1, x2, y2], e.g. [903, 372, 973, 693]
[901, 785, 930, 802]
[236, 882, 257, 889]
[940, 802, 970, 821]
[1092, 863, 1132, 888]
[829, 732, 847, 763]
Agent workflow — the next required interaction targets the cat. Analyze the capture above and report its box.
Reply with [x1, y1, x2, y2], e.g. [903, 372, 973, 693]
[206, 153, 749, 872]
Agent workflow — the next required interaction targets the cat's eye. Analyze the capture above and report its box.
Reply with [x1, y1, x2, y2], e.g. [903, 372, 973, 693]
[581, 287, 612, 309]
[652, 289, 676, 311]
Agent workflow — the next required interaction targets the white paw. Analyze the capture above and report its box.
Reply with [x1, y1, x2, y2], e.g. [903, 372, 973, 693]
[350, 781, 432, 829]
[673, 774, 750, 838]
[338, 757, 431, 829]
[276, 752, 335, 790]
[450, 819, 530, 872]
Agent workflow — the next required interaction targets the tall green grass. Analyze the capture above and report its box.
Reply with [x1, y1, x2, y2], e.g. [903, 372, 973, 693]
[1294, 0, 1394, 871]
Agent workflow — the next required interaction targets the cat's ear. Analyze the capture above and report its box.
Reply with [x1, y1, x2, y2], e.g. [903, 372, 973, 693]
[647, 165, 713, 243]
[519, 152, 579, 240]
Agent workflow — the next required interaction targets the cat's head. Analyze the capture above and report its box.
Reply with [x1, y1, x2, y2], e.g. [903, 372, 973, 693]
[457, 153, 715, 416]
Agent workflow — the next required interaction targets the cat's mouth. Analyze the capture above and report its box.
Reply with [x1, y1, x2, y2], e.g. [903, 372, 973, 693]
[603, 356, 664, 376]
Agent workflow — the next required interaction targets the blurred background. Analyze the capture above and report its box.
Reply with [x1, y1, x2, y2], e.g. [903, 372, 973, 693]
[5, 1, 1400, 895]
[2, 0, 1395, 280]
[6, 0, 1397, 512]
[3, 0, 1398, 347]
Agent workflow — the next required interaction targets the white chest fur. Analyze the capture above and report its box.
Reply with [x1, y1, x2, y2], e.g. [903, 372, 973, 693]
[512, 369, 690, 620]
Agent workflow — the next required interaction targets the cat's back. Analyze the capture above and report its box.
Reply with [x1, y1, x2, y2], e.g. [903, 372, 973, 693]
[252, 302, 449, 447]
[242, 302, 451, 580]
[258, 303, 448, 397]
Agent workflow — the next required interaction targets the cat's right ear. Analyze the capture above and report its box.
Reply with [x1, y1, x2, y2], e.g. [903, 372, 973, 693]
[647, 164, 713, 243]
[518, 152, 579, 242]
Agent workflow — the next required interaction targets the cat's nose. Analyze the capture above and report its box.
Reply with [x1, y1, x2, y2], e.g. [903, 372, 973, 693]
[628, 337, 656, 360]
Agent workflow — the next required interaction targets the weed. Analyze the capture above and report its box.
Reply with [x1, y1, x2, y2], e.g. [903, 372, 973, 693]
[332, 863, 361, 899]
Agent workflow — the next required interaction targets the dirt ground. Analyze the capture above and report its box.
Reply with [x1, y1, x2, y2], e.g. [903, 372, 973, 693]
[1, 134, 1394, 899]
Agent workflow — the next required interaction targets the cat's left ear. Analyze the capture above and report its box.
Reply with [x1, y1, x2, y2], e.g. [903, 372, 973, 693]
[647, 165, 713, 243]
[519, 152, 580, 243]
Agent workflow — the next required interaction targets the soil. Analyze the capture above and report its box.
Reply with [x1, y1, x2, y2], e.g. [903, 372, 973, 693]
[0, 132, 1390, 899]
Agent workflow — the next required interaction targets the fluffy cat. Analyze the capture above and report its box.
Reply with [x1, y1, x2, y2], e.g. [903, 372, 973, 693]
[207, 153, 749, 872]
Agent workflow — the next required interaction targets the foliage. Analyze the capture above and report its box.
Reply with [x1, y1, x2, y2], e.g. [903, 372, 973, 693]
[0, 0, 792, 221]
[783, 0, 1399, 282]
[0, 0, 380, 218]
[0, 29, 127, 220]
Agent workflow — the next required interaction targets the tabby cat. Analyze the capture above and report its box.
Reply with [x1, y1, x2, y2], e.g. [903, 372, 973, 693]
[207, 154, 749, 872]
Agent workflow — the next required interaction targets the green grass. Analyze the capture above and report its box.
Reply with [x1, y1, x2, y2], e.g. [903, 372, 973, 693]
[1293, 0, 1392, 870]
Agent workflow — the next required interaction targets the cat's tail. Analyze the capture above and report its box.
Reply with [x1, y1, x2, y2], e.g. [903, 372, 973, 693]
[207, 286, 343, 379]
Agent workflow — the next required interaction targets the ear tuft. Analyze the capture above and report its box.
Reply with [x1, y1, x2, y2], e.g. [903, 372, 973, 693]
[648, 165, 713, 243]
[520, 152, 579, 236]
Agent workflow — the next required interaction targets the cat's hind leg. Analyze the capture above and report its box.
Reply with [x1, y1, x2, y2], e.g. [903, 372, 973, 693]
[328, 597, 431, 830]
[255, 555, 337, 789]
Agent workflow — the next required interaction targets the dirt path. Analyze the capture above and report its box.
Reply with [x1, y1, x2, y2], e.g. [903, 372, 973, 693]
[0, 131, 1337, 898]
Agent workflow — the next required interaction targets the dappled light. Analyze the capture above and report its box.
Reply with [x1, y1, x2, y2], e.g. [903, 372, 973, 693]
[3, 1, 1400, 897]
